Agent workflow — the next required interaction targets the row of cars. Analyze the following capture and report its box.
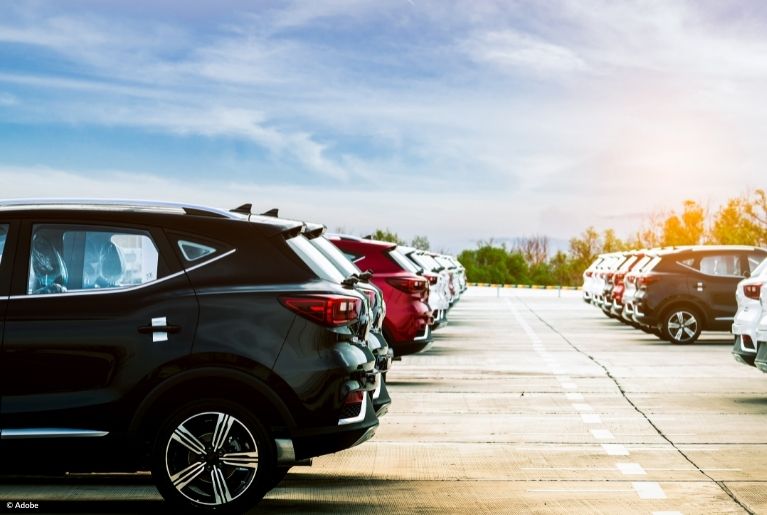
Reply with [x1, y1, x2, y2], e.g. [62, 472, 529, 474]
[0, 199, 465, 513]
[582, 246, 767, 364]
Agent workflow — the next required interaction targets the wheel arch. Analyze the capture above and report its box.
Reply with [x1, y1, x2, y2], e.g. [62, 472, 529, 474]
[129, 367, 297, 441]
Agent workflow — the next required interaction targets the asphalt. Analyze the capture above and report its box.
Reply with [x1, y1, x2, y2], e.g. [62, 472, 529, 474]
[1, 287, 766, 514]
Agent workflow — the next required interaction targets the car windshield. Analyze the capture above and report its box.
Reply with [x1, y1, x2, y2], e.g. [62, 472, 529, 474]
[311, 236, 360, 277]
[389, 248, 421, 274]
[287, 235, 345, 283]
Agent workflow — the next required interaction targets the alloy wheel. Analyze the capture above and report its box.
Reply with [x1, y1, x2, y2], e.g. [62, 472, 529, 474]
[666, 310, 699, 343]
[165, 411, 259, 507]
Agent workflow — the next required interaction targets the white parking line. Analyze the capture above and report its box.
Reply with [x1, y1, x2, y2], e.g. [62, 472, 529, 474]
[633, 482, 666, 499]
[566, 392, 585, 401]
[616, 462, 646, 475]
[572, 403, 593, 412]
[562, 382, 578, 390]
[581, 413, 602, 424]
[602, 443, 629, 456]
[590, 429, 614, 440]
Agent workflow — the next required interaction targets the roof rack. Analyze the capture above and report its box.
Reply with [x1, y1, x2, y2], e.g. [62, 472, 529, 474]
[0, 198, 236, 219]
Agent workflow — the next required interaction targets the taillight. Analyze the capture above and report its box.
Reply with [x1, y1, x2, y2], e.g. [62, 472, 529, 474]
[744, 284, 762, 300]
[637, 274, 658, 287]
[387, 276, 428, 295]
[424, 273, 439, 285]
[585, 271, 593, 277]
[614, 273, 625, 286]
[279, 294, 361, 327]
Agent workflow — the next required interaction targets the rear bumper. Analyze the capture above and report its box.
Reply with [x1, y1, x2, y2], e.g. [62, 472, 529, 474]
[289, 394, 379, 461]
[732, 335, 757, 367]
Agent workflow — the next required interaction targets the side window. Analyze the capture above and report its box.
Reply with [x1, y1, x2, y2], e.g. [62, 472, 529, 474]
[27, 224, 160, 295]
[0, 224, 8, 265]
[178, 240, 217, 262]
[698, 254, 742, 277]
[342, 251, 363, 263]
[677, 257, 695, 269]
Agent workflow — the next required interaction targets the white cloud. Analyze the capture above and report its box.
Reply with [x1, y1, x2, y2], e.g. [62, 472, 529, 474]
[0, 91, 17, 106]
[464, 30, 588, 76]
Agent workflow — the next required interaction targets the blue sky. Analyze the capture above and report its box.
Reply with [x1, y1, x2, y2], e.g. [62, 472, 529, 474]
[1, 1, 766, 252]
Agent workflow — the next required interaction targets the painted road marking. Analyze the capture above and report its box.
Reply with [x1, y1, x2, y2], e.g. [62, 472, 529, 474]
[572, 403, 593, 412]
[566, 392, 585, 401]
[616, 462, 646, 475]
[562, 382, 578, 390]
[581, 413, 602, 424]
[633, 482, 666, 499]
[590, 429, 615, 440]
[602, 443, 629, 456]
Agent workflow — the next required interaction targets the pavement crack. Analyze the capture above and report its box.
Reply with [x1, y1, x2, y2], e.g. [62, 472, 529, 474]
[513, 296, 755, 515]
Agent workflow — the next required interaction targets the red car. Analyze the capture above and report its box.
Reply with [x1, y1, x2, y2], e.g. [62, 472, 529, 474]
[327, 234, 434, 356]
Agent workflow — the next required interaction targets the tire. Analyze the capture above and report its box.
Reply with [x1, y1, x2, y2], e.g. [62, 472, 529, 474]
[151, 399, 275, 513]
[660, 306, 702, 345]
[268, 466, 292, 489]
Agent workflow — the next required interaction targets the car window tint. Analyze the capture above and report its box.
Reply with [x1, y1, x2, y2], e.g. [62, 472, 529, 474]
[178, 240, 216, 262]
[390, 249, 421, 273]
[287, 235, 345, 283]
[312, 237, 360, 277]
[677, 257, 695, 269]
[749, 255, 767, 275]
[699, 254, 742, 277]
[0, 224, 8, 265]
[27, 225, 160, 295]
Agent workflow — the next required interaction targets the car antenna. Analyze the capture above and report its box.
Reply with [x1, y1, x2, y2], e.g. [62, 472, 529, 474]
[261, 208, 279, 217]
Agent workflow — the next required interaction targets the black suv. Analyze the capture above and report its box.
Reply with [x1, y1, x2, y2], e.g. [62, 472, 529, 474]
[0, 200, 380, 513]
[633, 245, 767, 344]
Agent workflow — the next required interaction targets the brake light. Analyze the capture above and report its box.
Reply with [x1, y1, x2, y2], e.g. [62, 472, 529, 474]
[279, 294, 361, 327]
[423, 273, 439, 285]
[614, 273, 625, 286]
[744, 283, 762, 300]
[386, 277, 428, 295]
[637, 274, 659, 287]
[585, 271, 593, 277]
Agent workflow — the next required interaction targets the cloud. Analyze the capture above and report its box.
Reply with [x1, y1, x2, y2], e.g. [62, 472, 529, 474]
[463, 29, 588, 76]
[0, 91, 17, 106]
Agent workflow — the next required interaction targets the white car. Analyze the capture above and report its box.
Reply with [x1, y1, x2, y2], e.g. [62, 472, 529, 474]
[399, 247, 450, 327]
[757, 286, 767, 372]
[732, 257, 767, 367]
[581, 256, 604, 304]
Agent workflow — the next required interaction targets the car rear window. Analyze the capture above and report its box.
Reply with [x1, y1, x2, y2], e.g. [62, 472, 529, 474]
[287, 235, 345, 283]
[749, 255, 767, 276]
[618, 256, 637, 272]
[0, 224, 7, 265]
[311, 236, 360, 277]
[389, 248, 422, 274]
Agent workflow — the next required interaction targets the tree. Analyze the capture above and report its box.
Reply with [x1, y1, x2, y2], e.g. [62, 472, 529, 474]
[369, 228, 405, 245]
[568, 226, 601, 274]
[661, 200, 705, 246]
[513, 235, 549, 266]
[411, 235, 430, 250]
[710, 190, 767, 246]
[601, 229, 627, 252]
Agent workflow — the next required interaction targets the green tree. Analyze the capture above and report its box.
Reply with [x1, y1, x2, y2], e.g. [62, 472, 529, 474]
[411, 235, 430, 250]
[369, 228, 405, 245]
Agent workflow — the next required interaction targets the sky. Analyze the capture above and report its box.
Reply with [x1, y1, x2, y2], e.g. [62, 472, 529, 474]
[1, 0, 766, 252]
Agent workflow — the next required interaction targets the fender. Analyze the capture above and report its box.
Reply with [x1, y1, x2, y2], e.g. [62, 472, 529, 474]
[656, 294, 710, 326]
[129, 366, 297, 433]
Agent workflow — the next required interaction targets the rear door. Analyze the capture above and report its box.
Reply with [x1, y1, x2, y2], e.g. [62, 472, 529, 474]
[0, 220, 198, 435]
[0, 222, 18, 433]
[691, 252, 747, 326]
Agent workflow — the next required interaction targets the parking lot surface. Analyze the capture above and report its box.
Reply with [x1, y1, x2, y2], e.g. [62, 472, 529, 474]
[2, 287, 766, 514]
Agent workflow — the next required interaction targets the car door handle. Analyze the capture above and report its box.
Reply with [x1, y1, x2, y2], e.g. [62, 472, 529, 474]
[138, 325, 181, 334]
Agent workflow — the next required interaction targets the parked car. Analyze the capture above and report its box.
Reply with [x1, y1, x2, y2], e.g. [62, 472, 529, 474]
[756, 288, 767, 372]
[620, 253, 659, 327]
[399, 246, 450, 329]
[327, 234, 434, 356]
[0, 200, 380, 513]
[732, 256, 767, 366]
[581, 256, 604, 304]
[300, 222, 393, 415]
[609, 251, 650, 319]
[433, 254, 462, 305]
[632, 245, 767, 344]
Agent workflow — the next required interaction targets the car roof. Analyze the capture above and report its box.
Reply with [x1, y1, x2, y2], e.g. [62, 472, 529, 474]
[0, 198, 304, 238]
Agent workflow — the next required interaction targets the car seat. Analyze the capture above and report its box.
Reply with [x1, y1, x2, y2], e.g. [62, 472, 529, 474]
[28, 234, 69, 294]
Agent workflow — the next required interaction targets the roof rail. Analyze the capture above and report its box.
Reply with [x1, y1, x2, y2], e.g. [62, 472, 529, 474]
[0, 198, 235, 219]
